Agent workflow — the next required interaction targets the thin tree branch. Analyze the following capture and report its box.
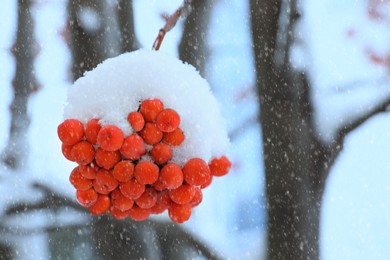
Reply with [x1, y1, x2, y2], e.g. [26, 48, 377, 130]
[117, 0, 139, 52]
[228, 116, 260, 141]
[336, 95, 390, 143]
[2, 0, 39, 169]
[5, 182, 84, 215]
[152, 0, 192, 50]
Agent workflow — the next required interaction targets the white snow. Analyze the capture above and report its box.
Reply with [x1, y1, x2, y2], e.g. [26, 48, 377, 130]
[64, 49, 230, 165]
[77, 6, 102, 32]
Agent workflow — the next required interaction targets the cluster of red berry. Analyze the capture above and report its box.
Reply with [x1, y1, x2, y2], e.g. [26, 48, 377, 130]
[57, 98, 231, 223]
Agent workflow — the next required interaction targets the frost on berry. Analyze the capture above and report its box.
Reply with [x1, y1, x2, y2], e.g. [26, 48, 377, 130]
[152, 179, 166, 191]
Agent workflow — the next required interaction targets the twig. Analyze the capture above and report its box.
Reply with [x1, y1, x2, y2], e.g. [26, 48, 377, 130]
[336, 95, 390, 143]
[152, 0, 192, 50]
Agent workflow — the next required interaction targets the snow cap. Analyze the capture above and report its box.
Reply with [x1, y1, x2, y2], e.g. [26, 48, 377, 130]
[64, 49, 229, 165]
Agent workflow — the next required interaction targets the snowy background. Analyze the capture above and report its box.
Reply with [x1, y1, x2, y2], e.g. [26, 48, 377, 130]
[0, 0, 389, 259]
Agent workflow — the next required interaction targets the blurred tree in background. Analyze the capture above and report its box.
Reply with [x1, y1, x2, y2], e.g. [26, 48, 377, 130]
[251, 0, 390, 259]
[1, 0, 39, 169]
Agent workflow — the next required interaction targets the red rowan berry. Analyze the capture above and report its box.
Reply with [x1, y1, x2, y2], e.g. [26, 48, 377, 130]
[76, 188, 98, 207]
[127, 205, 151, 221]
[151, 190, 171, 214]
[95, 148, 121, 170]
[152, 179, 166, 191]
[134, 161, 159, 185]
[71, 141, 95, 165]
[109, 206, 129, 220]
[159, 163, 183, 190]
[61, 143, 75, 162]
[85, 118, 101, 144]
[120, 134, 146, 160]
[69, 166, 93, 191]
[111, 189, 134, 211]
[168, 183, 195, 205]
[78, 164, 98, 179]
[139, 123, 163, 145]
[209, 156, 232, 177]
[190, 187, 203, 207]
[93, 169, 118, 194]
[120, 179, 145, 200]
[127, 111, 145, 132]
[57, 119, 84, 146]
[96, 125, 124, 151]
[139, 99, 164, 122]
[112, 160, 134, 182]
[182, 158, 211, 187]
[156, 109, 180, 133]
[168, 203, 192, 223]
[150, 142, 172, 165]
[200, 173, 213, 189]
[88, 194, 110, 215]
[163, 127, 185, 146]
[135, 187, 157, 209]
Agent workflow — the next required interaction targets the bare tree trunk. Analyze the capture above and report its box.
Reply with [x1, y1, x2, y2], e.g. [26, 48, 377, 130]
[250, 1, 330, 259]
[178, 0, 213, 77]
[68, 0, 112, 80]
[1, 0, 39, 169]
[117, 0, 139, 52]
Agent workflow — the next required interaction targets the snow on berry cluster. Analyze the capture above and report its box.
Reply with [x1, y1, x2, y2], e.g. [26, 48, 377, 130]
[58, 99, 231, 223]
[58, 50, 232, 223]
